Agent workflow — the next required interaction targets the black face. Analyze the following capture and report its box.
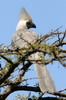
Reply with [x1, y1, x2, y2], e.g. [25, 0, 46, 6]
[26, 21, 36, 29]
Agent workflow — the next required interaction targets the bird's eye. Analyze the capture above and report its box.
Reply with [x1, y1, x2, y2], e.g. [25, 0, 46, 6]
[26, 21, 31, 25]
[26, 21, 32, 29]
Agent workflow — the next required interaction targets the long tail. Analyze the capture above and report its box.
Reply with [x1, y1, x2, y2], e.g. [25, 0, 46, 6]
[28, 52, 56, 93]
[34, 63, 56, 93]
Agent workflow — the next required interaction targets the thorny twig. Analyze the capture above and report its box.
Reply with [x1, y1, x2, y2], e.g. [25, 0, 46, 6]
[0, 30, 66, 99]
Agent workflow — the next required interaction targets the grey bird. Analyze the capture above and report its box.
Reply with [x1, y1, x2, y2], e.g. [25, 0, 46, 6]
[12, 8, 56, 93]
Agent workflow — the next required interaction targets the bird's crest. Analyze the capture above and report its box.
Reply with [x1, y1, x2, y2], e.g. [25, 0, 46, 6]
[19, 8, 32, 21]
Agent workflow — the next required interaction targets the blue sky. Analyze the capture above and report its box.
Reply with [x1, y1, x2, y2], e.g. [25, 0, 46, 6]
[0, 0, 66, 99]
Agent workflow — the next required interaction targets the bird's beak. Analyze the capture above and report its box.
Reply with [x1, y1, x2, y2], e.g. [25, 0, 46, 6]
[31, 23, 36, 28]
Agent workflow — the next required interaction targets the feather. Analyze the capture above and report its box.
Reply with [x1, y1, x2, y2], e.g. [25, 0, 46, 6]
[19, 8, 32, 21]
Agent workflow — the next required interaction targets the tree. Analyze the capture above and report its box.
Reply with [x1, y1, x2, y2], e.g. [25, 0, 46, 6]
[0, 29, 66, 100]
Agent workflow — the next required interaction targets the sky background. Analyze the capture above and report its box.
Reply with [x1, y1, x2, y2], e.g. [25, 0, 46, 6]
[0, 0, 66, 100]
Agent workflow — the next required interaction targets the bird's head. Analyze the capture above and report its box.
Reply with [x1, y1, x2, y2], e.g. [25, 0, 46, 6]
[16, 8, 36, 31]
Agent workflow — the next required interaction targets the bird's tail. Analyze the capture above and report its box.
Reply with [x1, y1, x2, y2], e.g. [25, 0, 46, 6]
[28, 52, 56, 93]
[34, 63, 56, 93]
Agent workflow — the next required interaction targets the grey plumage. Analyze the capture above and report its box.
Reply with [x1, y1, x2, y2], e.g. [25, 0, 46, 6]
[12, 8, 56, 93]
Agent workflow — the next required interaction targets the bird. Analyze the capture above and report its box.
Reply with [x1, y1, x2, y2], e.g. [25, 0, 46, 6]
[12, 8, 56, 93]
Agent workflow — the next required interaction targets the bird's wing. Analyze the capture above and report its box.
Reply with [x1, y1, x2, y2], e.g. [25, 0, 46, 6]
[12, 29, 39, 48]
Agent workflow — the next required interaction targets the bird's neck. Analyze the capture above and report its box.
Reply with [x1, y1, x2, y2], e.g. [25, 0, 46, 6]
[16, 20, 28, 31]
